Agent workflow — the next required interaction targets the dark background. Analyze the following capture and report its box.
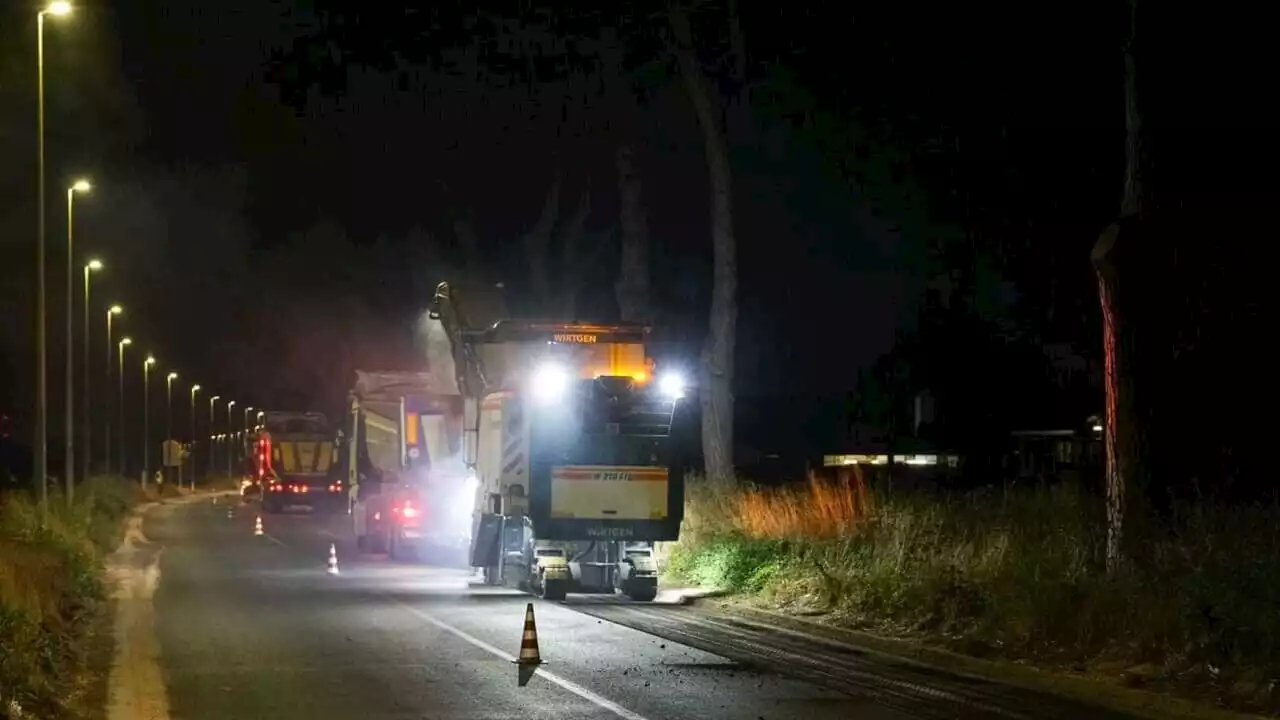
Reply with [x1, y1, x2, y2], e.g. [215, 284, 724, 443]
[1, 1, 1273, 484]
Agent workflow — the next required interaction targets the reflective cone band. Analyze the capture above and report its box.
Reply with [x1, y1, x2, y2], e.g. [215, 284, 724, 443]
[327, 542, 340, 575]
[514, 602, 542, 665]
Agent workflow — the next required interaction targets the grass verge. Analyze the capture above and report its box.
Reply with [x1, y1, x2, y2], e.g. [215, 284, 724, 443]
[0, 476, 179, 719]
[664, 471, 1280, 716]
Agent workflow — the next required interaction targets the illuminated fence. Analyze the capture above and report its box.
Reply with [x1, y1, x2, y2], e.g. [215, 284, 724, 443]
[823, 453, 960, 468]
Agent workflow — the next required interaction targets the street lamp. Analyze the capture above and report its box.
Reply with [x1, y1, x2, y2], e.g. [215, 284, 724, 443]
[188, 384, 200, 490]
[117, 337, 130, 475]
[165, 372, 178, 479]
[207, 395, 219, 479]
[243, 406, 254, 435]
[104, 305, 122, 474]
[81, 257, 102, 483]
[63, 179, 91, 501]
[226, 400, 235, 477]
[35, 0, 75, 516]
[142, 355, 155, 484]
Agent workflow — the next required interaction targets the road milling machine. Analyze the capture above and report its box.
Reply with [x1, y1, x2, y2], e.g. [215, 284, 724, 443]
[426, 281, 687, 601]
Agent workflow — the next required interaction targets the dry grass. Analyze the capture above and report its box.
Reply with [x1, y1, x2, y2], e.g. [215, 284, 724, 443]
[668, 471, 1280, 715]
[735, 468, 872, 539]
[1, 476, 139, 718]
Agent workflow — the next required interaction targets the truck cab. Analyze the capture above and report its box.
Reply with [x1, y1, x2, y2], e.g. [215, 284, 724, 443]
[344, 372, 472, 562]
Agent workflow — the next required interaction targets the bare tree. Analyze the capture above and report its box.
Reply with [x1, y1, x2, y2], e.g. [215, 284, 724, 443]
[557, 187, 594, 318]
[1092, 0, 1144, 574]
[521, 173, 563, 314]
[615, 145, 653, 323]
[671, 6, 739, 482]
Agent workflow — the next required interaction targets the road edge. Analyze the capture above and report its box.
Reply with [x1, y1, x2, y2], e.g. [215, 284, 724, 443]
[102, 490, 234, 720]
[693, 597, 1269, 720]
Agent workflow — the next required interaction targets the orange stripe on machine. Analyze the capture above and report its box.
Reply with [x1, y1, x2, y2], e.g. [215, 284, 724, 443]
[551, 466, 668, 482]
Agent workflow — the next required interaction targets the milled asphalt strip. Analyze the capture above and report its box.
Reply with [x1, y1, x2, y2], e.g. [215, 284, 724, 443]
[393, 600, 651, 720]
[261, 530, 651, 720]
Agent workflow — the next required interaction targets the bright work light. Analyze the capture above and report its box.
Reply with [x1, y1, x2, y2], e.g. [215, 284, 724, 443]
[658, 372, 685, 400]
[531, 361, 570, 403]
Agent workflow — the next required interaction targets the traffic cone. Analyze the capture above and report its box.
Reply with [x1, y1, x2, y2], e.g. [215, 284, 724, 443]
[226, 507, 233, 519]
[327, 543, 340, 575]
[512, 602, 542, 665]
[254, 515, 264, 536]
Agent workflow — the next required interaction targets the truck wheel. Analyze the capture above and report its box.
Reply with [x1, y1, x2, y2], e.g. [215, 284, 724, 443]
[624, 586, 657, 602]
[540, 579, 567, 602]
[621, 577, 658, 602]
[369, 530, 388, 555]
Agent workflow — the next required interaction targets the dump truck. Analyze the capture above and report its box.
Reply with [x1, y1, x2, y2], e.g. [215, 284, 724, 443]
[425, 281, 687, 601]
[342, 371, 473, 561]
[257, 411, 343, 514]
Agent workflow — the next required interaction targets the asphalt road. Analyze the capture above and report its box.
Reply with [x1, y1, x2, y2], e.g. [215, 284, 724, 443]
[139, 498, 1142, 720]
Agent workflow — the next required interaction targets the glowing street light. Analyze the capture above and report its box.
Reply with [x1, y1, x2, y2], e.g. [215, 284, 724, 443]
[81, 258, 103, 484]
[62, 179, 92, 501]
[208, 395, 220, 478]
[187, 384, 201, 490]
[143, 356, 156, 483]
[117, 337, 131, 474]
[105, 305, 122, 474]
[34, 0, 77, 519]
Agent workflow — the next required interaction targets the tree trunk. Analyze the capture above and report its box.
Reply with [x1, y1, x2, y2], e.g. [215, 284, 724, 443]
[672, 8, 738, 482]
[615, 145, 652, 323]
[522, 174, 562, 314]
[558, 188, 592, 319]
[1094, 0, 1143, 574]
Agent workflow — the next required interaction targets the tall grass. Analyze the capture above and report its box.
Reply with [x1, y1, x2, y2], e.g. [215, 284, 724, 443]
[0, 477, 144, 718]
[668, 470, 1280, 713]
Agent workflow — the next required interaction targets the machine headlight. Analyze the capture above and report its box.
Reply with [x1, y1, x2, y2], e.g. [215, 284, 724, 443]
[531, 361, 570, 402]
[658, 372, 685, 400]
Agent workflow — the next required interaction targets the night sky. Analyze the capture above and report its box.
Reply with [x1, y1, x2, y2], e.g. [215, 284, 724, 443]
[1, 2, 1274, 468]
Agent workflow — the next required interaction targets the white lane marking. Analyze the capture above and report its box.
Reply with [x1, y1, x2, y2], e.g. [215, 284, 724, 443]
[265, 529, 648, 720]
[393, 600, 651, 720]
[263, 533, 288, 548]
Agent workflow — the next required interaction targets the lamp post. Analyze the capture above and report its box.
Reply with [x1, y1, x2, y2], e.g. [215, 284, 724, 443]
[117, 337, 130, 475]
[225, 400, 236, 478]
[207, 395, 219, 480]
[104, 305, 121, 474]
[165, 372, 177, 481]
[81, 257, 101, 483]
[188, 384, 200, 490]
[142, 355, 155, 485]
[243, 406, 254, 436]
[64, 179, 91, 501]
[35, 0, 74, 517]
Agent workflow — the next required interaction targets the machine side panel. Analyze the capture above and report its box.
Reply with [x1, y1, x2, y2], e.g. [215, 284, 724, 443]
[529, 458, 683, 541]
[476, 393, 507, 513]
[549, 465, 668, 521]
[498, 394, 531, 516]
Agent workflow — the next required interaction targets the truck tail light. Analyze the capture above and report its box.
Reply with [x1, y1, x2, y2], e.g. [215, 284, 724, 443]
[328, 482, 341, 493]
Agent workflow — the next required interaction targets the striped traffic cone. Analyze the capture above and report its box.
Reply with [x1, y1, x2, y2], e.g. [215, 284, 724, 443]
[512, 602, 542, 665]
[254, 515, 264, 536]
[226, 507, 233, 519]
[327, 543, 340, 575]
